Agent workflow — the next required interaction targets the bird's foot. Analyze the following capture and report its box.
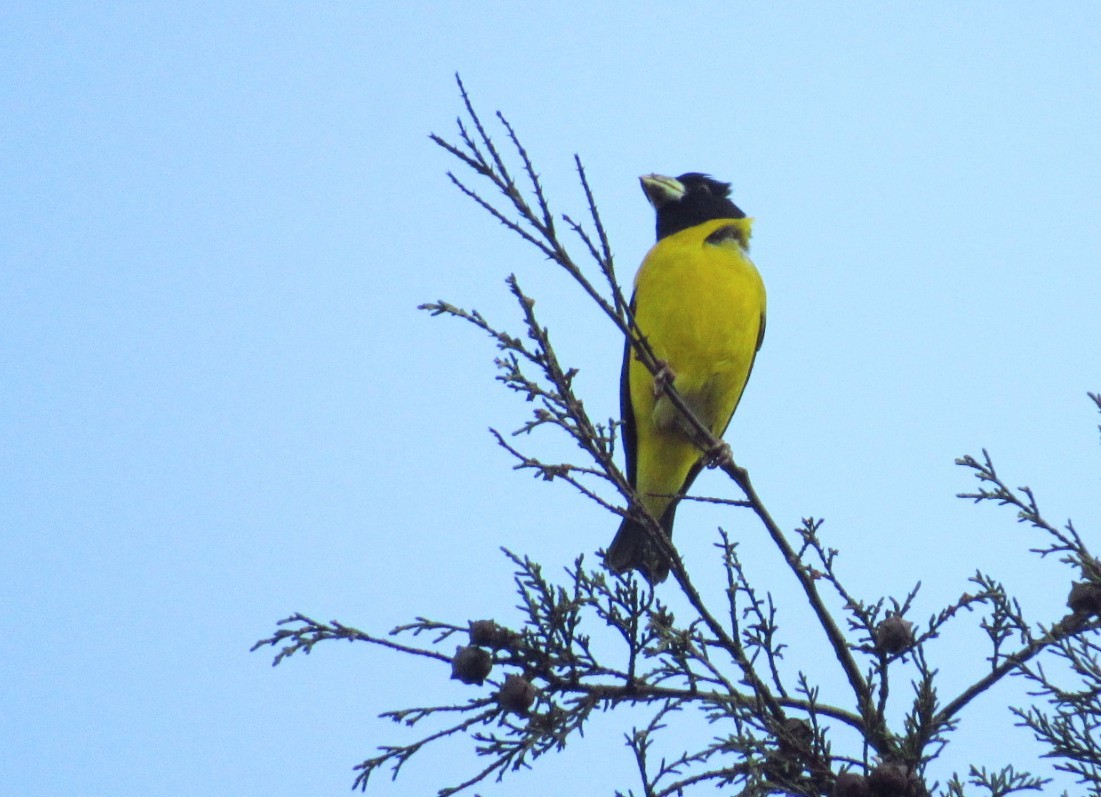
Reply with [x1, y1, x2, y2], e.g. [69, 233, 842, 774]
[704, 440, 733, 469]
[651, 360, 677, 397]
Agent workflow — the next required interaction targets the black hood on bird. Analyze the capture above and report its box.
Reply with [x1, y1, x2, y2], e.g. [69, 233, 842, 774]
[641, 172, 746, 240]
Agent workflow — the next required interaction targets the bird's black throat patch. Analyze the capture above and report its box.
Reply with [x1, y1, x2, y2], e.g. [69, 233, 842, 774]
[703, 223, 748, 249]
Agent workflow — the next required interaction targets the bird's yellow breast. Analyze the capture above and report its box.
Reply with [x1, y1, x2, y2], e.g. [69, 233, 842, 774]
[630, 217, 765, 438]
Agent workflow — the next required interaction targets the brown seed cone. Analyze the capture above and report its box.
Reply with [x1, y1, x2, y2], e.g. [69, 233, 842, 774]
[1068, 582, 1101, 617]
[468, 619, 521, 650]
[832, 771, 871, 797]
[874, 616, 915, 655]
[496, 674, 537, 715]
[450, 645, 492, 685]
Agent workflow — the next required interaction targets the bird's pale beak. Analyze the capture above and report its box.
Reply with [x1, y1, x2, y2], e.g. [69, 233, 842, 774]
[639, 174, 686, 209]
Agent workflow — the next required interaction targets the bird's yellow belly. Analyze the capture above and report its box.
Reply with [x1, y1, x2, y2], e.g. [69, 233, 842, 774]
[632, 246, 762, 436]
[624, 218, 765, 522]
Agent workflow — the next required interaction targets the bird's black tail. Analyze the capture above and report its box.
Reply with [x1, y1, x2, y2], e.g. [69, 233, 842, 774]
[605, 512, 675, 585]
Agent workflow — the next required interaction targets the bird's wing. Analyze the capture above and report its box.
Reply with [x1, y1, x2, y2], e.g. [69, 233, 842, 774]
[619, 294, 639, 486]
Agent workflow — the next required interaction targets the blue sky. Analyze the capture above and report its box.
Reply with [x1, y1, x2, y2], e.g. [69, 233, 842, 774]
[3, 4, 1100, 795]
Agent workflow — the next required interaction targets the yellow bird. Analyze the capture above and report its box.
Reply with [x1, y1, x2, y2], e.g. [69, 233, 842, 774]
[606, 173, 766, 583]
